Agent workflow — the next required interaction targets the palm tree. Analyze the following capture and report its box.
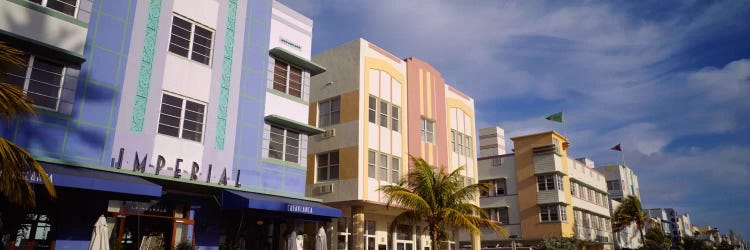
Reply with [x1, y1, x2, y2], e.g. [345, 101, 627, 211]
[0, 42, 56, 208]
[378, 156, 507, 250]
[611, 195, 649, 247]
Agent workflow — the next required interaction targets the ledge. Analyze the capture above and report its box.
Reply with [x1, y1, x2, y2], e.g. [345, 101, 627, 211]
[264, 114, 325, 135]
[262, 157, 307, 171]
[270, 47, 326, 76]
[0, 29, 86, 64]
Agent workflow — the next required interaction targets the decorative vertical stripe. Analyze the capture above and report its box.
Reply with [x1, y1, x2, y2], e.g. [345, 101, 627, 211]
[215, 0, 238, 150]
[130, 0, 162, 132]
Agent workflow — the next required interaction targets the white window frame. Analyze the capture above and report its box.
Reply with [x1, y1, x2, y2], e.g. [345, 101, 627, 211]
[317, 151, 339, 181]
[492, 157, 502, 166]
[318, 97, 341, 127]
[391, 156, 400, 184]
[368, 96, 377, 124]
[267, 125, 301, 163]
[421, 118, 435, 143]
[33, 0, 79, 17]
[4, 55, 66, 112]
[465, 136, 472, 156]
[457, 133, 463, 154]
[368, 150, 376, 178]
[540, 204, 566, 222]
[495, 179, 507, 196]
[379, 153, 388, 181]
[391, 105, 400, 132]
[379, 100, 388, 128]
[157, 93, 207, 143]
[537, 175, 555, 191]
[168, 14, 215, 66]
[451, 130, 456, 152]
[337, 217, 351, 250]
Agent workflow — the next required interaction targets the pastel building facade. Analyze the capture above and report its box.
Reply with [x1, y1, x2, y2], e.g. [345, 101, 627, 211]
[463, 130, 613, 250]
[0, 0, 339, 249]
[594, 164, 642, 249]
[306, 39, 479, 250]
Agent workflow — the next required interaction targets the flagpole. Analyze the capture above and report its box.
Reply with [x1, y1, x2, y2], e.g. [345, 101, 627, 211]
[621, 143, 626, 166]
[561, 109, 567, 137]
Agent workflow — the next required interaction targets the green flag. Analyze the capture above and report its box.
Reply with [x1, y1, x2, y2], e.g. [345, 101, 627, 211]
[545, 112, 563, 123]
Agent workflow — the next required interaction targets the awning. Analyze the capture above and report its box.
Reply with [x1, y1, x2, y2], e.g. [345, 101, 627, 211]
[265, 114, 325, 135]
[269, 47, 326, 76]
[222, 190, 341, 218]
[35, 162, 162, 197]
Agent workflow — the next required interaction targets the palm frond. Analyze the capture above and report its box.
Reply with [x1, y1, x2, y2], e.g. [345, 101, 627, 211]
[387, 210, 422, 236]
[0, 83, 36, 121]
[0, 137, 56, 207]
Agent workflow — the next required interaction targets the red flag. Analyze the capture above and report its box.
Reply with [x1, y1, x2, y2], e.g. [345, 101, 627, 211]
[610, 143, 622, 152]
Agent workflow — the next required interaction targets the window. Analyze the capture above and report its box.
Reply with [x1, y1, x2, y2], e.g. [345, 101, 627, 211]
[368, 151, 376, 178]
[272, 59, 303, 98]
[1, 54, 66, 111]
[553, 138, 562, 154]
[538, 174, 562, 191]
[465, 136, 472, 156]
[579, 185, 586, 199]
[368, 96, 377, 123]
[495, 179, 507, 195]
[317, 151, 339, 181]
[607, 180, 621, 191]
[595, 192, 602, 205]
[457, 133, 464, 154]
[592, 215, 599, 230]
[582, 213, 590, 228]
[319, 97, 341, 127]
[379, 153, 388, 181]
[540, 205, 566, 222]
[589, 189, 595, 202]
[337, 217, 351, 250]
[379, 101, 388, 127]
[169, 15, 213, 65]
[486, 208, 509, 225]
[365, 220, 376, 250]
[492, 157, 502, 166]
[451, 130, 456, 152]
[158, 94, 206, 142]
[391, 105, 400, 132]
[574, 210, 582, 226]
[14, 212, 54, 249]
[555, 175, 564, 191]
[571, 182, 577, 197]
[268, 125, 300, 163]
[421, 119, 434, 143]
[30, 0, 77, 16]
[391, 157, 400, 183]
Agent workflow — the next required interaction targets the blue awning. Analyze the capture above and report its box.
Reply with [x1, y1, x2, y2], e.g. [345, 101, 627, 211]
[37, 162, 162, 197]
[222, 190, 341, 218]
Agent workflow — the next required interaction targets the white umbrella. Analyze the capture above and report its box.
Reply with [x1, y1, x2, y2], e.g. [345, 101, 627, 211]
[88, 215, 110, 250]
[286, 230, 298, 250]
[316, 226, 327, 250]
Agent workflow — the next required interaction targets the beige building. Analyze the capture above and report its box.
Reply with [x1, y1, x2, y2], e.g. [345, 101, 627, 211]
[461, 129, 613, 249]
[306, 39, 479, 250]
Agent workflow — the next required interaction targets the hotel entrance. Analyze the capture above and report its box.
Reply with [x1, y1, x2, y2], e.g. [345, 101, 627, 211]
[108, 200, 195, 250]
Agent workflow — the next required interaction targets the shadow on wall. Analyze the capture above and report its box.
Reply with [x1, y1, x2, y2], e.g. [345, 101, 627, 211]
[1, 7, 116, 165]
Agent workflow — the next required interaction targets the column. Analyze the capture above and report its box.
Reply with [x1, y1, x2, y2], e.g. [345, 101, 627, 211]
[352, 205, 365, 250]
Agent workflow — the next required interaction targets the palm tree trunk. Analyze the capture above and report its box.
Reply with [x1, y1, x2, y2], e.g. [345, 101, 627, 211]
[430, 224, 440, 250]
[640, 228, 646, 248]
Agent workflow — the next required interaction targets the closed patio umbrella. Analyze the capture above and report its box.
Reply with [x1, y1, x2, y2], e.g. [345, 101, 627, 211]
[286, 231, 298, 250]
[88, 215, 110, 250]
[315, 226, 327, 250]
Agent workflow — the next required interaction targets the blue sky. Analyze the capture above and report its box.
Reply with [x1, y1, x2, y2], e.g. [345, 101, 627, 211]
[280, 0, 750, 237]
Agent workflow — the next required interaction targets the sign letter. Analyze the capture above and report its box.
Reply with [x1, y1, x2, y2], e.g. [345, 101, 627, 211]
[133, 152, 147, 173]
[219, 168, 228, 185]
[156, 155, 166, 175]
[190, 162, 199, 181]
[174, 159, 183, 178]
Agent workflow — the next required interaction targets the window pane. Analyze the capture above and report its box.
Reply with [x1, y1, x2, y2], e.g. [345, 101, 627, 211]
[368, 151, 376, 178]
[330, 164, 339, 179]
[391, 106, 399, 131]
[273, 60, 288, 92]
[285, 130, 299, 163]
[158, 124, 180, 137]
[47, 0, 77, 16]
[368, 96, 377, 123]
[379, 101, 388, 127]
[379, 154, 388, 181]
[391, 157, 400, 183]
[269, 126, 285, 160]
[288, 66, 302, 97]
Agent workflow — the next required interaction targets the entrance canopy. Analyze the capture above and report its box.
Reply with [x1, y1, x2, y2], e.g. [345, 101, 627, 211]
[35, 162, 162, 197]
[221, 190, 341, 218]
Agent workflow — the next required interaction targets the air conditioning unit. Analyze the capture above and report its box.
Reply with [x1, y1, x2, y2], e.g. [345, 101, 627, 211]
[317, 184, 333, 194]
[321, 129, 336, 139]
